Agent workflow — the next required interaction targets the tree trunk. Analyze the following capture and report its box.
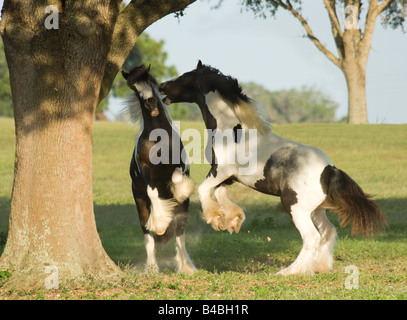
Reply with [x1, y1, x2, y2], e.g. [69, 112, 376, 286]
[0, 0, 196, 288]
[0, 0, 121, 287]
[342, 60, 369, 124]
[0, 117, 120, 287]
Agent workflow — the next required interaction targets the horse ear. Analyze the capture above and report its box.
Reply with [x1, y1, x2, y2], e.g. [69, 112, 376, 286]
[122, 71, 129, 80]
[139, 64, 151, 81]
[197, 60, 203, 69]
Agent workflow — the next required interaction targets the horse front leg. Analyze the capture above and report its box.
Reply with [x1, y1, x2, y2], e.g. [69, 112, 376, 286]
[214, 186, 245, 234]
[197, 174, 230, 231]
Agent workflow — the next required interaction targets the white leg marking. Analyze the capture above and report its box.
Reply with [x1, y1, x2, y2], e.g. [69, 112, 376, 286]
[197, 174, 230, 231]
[144, 233, 159, 273]
[214, 186, 245, 234]
[175, 234, 197, 275]
[277, 206, 320, 276]
[312, 209, 337, 273]
[146, 186, 176, 235]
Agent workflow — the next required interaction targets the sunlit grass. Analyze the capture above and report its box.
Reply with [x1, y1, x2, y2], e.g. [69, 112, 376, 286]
[0, 117, 406, 299]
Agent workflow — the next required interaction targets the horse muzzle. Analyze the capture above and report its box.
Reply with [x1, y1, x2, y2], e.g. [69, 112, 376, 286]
[158, 82, 172, 105]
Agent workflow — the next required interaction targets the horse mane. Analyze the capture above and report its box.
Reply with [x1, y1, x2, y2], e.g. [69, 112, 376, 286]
[199, 64, 271, 135]
[123, 94, 142, 123]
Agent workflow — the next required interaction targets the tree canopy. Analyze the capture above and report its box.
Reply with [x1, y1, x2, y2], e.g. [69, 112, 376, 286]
[97, 32, 179, 117]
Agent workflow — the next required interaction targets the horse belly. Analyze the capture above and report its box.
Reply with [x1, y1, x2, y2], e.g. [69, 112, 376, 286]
[243, 143, 332, 199]
[236, 166, 281, 196]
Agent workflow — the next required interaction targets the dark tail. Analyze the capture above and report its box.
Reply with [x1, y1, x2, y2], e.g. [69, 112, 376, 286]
[320, 165, 387, 236]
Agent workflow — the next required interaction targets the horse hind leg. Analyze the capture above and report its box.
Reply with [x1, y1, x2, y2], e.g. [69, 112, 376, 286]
[174, 208, 197, 275]
[311, 209, 337, 273]
[214, 186, 245, 234]
[133, 192, 159, 273]
[175, 234, 197, 275]
[277, 204, 321, 276]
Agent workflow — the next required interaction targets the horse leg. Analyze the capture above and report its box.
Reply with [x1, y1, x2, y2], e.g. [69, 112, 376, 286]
[277, 204, 321, 276]
[214, 185, 245, 234]
[311, 209, 337, 273]
[197, 172, 232, 231]
[144, 233, 159, 273]
[133, 182, 159, 273]
[174, 203, 197, 275]
[134, 199, 159, 273]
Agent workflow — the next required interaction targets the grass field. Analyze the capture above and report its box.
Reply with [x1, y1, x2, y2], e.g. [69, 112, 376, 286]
[0, 117, 406, 299]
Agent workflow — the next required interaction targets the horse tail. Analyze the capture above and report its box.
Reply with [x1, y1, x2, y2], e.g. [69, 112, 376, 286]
[171, 168, 195, 203]
[320, 165, 387, 236]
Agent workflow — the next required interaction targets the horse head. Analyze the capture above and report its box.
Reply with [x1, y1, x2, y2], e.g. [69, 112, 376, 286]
[158, 60, 208, 105]
[122, 65, 160, 117]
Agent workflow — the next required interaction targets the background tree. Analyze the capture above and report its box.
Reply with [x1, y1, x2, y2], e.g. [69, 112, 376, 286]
[240, 0, 407, 124]
[243, 82, 338, 123]
[103, 32, 192, 120]
[96, 32, 180, 120]
[0, 0, 196, 288]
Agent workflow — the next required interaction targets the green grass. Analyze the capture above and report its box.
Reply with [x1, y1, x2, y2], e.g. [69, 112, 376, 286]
[0, 117, 406, 299]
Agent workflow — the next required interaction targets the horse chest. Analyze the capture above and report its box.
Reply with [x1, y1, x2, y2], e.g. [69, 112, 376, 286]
[136, 136, 155, 164]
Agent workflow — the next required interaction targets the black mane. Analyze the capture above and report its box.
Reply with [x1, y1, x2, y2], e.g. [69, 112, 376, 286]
[198, 64, 251, 105]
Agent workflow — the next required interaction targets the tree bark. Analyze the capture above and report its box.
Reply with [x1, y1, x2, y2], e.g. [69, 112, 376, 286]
[0, 0, 195, 288]
[342, 58, 369, 124]
[0, 0, 121, 287]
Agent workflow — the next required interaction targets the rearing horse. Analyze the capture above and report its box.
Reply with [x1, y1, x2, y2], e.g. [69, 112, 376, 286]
[123, 65, 196, 275]
[159, 61, 386, 276]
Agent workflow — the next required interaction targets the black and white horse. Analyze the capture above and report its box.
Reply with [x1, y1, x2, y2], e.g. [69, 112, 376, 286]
[122, 65, 196, 275]
[158, 61, 386, 276]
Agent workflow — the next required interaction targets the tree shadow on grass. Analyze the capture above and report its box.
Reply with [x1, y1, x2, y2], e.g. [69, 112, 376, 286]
[1, 196, 405, 273]
[374, 197, 407, 241]
[0, 197, 11, 256]
[94, 197, 407, 274]
[95, 200, 301, 274]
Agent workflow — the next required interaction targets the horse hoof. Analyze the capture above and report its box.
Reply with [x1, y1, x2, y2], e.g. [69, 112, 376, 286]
[228, 216, 245, 234]
[208, 214, 225, 231]
[276, 267, 315, 276]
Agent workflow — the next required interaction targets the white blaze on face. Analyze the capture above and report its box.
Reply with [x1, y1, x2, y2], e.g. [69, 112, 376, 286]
[134, 81, 153, 99]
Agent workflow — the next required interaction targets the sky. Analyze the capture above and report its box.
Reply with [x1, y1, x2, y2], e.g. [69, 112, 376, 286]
[1, 0, 406, 124]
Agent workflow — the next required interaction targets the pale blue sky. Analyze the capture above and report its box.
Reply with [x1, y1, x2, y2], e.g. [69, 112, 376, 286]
[1, 0, 406, 123]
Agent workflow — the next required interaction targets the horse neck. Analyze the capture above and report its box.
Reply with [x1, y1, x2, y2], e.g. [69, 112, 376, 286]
[140, 106, 172, 131]
[197, 90, 239, 131]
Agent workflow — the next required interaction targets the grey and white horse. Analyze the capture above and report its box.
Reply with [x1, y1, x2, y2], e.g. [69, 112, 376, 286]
[159, 61, 386, 275]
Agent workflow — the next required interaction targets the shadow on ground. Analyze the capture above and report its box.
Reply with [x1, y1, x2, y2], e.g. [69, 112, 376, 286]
[1, 197, 406, 273]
